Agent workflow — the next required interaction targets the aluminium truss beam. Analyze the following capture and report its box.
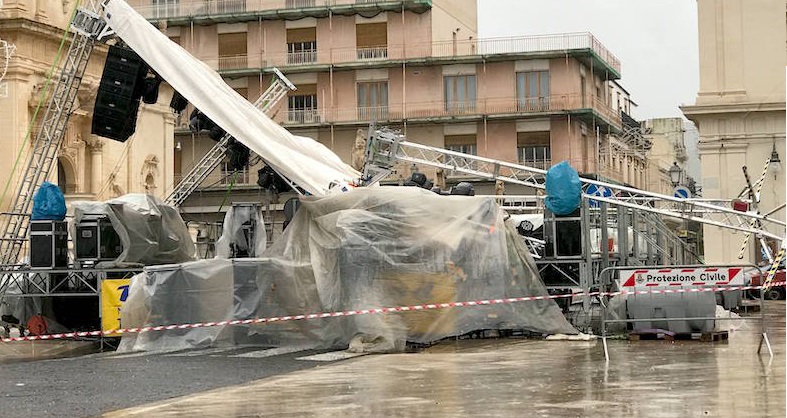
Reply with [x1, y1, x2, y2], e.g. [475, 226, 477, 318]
[363, 126, 785, 242]
[165, 68, 296, 207]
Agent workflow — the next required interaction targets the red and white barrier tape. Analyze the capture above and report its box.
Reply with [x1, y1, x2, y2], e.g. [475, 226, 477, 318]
[2, 281, 784, 343]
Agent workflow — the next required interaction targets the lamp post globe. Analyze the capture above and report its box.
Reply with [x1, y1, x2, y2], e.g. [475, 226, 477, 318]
[669, 161, 682, 187]
[769, 144, 781, 175]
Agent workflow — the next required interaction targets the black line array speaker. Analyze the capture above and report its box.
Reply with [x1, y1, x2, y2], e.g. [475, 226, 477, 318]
[91, 45, 148, 142]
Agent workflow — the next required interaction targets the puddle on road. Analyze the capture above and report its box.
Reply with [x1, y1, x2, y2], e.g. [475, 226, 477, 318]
[104, 302, 786, 417]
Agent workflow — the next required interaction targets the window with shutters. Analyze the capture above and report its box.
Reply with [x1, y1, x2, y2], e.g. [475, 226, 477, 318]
[287, 84, 318, 123]
[357, 81, 388, 120]
[218, 32, 247, 70]
[216, 0, 246, 13]
[356, 23, 388, 60]
[517, 131, 551, 169]
[287, 28, 317, 64]
[516, 71, 549, 111]
[444, 75, 476, 113]
[151, 0, 178, 19]
[233, 87, 248, 100]
[444, 134, 477, 156]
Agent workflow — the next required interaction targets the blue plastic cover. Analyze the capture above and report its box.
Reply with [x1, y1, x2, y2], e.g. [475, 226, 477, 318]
[31, 182, 67, 221]
[544, 161, 581, 215]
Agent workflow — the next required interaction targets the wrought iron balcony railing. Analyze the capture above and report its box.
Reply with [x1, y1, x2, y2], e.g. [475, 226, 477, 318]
[286, 50, 318, 65]
[520, 159, 552, 170]
[279, 94, 621, 127]
[356, 46, 388, 60]
[218, 54, 249, 70]
[180, 32, 622, 75]
[287, 108, 321, 124]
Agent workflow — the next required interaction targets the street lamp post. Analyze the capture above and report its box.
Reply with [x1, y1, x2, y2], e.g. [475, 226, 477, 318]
[668, 161, 689, 260]
[668, 161, 682, 187]
[769, 143, 781, 178]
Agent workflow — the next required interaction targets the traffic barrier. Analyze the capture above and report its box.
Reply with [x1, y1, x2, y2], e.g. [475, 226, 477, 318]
[599, 264, 776, 362]
[0, 281, 783, 344]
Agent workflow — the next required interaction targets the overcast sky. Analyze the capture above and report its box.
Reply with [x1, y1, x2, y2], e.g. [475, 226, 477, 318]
[477, 0, 699, 120]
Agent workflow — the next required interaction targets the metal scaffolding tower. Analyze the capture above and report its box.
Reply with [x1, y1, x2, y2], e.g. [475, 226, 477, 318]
[165, 68, 296, 207]
[0, 1, 108, 270]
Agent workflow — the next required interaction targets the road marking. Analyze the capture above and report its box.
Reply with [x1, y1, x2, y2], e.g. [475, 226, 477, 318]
[229, 346, 309, 358]
[165, 347, 239, 357]
[296, 351, 368, 362]
[105, 350, 165, 359]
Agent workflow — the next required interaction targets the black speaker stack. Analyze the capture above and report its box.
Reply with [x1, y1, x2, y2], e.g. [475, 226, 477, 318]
[91, 45, 149, 142]
[75, 214, 123, 262]
[29, 221, 69, 269]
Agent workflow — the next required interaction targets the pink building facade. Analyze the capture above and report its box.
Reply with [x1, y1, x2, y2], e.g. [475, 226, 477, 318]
[127, 0, 631, 214]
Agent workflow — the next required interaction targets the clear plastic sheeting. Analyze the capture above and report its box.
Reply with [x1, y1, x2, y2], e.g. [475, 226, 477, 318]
[119, 260, 234, 352]
[215, 205, 267, 258]
[119, 187, 577, 353]
[71, 194, 195, 267]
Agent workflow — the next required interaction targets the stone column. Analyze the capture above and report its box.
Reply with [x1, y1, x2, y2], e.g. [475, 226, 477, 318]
[87, 137, 104, 197]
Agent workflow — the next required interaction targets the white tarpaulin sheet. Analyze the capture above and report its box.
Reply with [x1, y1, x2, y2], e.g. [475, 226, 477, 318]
[104, 0, 359, 196]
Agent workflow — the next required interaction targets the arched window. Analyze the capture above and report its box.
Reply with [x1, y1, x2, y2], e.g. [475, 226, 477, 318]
[57, 160, 67, 194]
[56, 157, 77, 194]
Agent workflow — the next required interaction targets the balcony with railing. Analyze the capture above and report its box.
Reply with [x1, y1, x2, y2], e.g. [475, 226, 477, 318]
[287, 108, 321, 124]
[217, 54, 249, 71]
[199, 32, 620, 78]
[357, 106, 389, 120]
[286, 49, 318, 65]
[281, 94, 621, 129]
[135, 0, 432, 23]
[356, 46, 388, 61]
[516, 97, 551, 113]
[520, 159, 552, 170]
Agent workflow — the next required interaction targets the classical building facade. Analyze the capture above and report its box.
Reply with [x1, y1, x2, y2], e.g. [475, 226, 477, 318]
[681, 0, 786, 264]
[0, 0, 175, 210]
[642, 118, 688, 197]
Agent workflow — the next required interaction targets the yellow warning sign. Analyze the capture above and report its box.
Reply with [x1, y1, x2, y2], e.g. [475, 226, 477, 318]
[100, 279, 131, 337]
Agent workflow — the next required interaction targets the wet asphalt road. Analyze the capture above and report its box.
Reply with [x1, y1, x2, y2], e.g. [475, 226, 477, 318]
[0, 302, 784, 417]
[0, 345, 335, 417]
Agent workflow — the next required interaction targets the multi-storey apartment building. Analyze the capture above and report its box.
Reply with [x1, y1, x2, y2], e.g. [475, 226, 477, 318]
[597, 80, 649, 189]
[127, 0, 633, 225]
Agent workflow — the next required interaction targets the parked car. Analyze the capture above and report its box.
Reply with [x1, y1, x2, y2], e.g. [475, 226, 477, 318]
[744, 260, 786, 300]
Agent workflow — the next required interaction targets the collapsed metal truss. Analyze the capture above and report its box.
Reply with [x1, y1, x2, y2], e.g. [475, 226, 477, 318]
[363, 126, 783, 329]
[165, 68, 296, 207]
[363, 127, 785, 242]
